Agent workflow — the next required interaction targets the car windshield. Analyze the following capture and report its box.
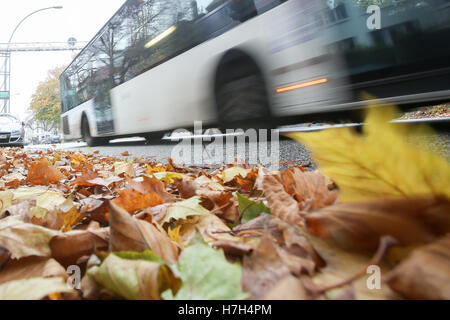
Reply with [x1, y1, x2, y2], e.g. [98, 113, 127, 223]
[0, 115, 20, 126]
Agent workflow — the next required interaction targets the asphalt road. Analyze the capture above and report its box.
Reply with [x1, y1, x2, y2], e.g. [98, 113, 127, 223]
[26, 127, 450, 170]
[28, 136, 313, 171]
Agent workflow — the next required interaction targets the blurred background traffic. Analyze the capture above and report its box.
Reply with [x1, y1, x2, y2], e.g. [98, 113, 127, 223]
[1, 0, 449, 147]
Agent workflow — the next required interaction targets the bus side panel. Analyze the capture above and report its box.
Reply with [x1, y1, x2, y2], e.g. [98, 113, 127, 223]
[108, 20, 270, 134]
[108, 0, 346, 134]
[109, 49, 218, 135]
[61, 100, 96, 140]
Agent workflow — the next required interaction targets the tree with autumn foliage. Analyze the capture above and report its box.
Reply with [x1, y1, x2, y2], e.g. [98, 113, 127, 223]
[29, 65, 66, 133]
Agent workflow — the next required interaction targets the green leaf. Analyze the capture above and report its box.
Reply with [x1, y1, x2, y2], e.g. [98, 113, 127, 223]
[0, 277, 73, 300]
[162, 236, 249, 300]
[114, 250, 165, 264]
[236, 193, 271, 223]
[88, 253, 179, 300]
[162, 196, 211, 225]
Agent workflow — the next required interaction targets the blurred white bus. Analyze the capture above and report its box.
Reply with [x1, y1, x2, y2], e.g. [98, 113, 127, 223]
[60, 0, 450, 146]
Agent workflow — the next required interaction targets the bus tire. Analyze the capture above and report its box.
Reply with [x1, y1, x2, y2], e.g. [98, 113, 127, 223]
[81, 116, 105, 147]
[216, 67, 272, 130]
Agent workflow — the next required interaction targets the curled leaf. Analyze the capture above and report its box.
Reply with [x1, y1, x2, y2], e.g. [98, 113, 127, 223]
[109, 202, 178, 264]
[279, 167, 338, 211]
[88, 254, 180, 300]
[262, 175, 302, 226]
[50, 228, 109, 267]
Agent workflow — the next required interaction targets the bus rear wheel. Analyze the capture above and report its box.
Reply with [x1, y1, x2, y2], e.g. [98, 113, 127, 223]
[81, 116, 105, 147]
[216, 71, 272, 130]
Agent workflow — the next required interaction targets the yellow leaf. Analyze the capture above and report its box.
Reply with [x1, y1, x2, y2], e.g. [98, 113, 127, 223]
[48, 292, 64, 300]
[222, 167, 251, 184]
[71, 153, 87, 165]
[286, 105, 450, 202]
[71, 160, 80, 167]
[168, 225, 182, 245]
[152, 171, 184, 184]
[146, 164, 166, 174]
[59, 201, 82, 232]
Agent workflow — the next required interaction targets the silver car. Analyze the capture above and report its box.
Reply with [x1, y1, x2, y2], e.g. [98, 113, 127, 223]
[0, 114, 25, 147]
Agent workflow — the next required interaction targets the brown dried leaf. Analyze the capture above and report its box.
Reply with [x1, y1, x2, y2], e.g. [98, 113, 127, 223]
[86, 176, 123, 188]
[262, 175, 302, 226]
[242, 233, 291, 299]
[127, 175, 173, 201]
[112, 189, 163, 214]
[26, 160, 65, 186]
[108, 202, 178, 264]
[80, 198, 110, 223]
[211, 240, 253, 256]
[279, 167, 338, 211]
[262, 275, 310, 300]
[50, 228, 109, 267]
[0, 247, 9, 270]
[73, 171, 98, 187]
[386, 235, 450, 299]
[0, 256, 67, 285]
[271, 218, 325, 269]
[305, 197, 450, 250]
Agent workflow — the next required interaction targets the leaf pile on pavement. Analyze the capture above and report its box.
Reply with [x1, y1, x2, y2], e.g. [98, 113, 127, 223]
[400, 104, 450, 119]
[0, 105, 449, 300]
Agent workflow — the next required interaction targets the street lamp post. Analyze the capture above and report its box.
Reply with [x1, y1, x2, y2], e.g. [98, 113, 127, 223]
[1, 6, 63, 114]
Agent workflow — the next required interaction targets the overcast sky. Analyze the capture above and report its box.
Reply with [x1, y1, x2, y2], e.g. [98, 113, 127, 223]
[0, 0, 126, 119]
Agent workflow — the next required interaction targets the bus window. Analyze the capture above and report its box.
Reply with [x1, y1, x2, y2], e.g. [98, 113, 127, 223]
[111, 0, 199, 84]
[326, 0, 450, 83]
[229, 0, 258, 22]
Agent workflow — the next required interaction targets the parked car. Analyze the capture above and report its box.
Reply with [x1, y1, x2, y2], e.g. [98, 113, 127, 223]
[50, 135, 62, 144]
[0, 114, 25, 147]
